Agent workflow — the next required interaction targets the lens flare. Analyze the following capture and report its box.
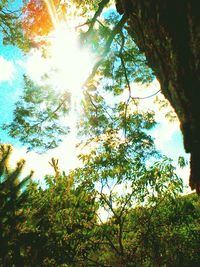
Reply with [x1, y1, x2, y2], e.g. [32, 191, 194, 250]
[44, 0, 59, 28]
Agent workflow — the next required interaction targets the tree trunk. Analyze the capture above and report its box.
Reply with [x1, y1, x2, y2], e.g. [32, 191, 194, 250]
[116, 0, 200, 192]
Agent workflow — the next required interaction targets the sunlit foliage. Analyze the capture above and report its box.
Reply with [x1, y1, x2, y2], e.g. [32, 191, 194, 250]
[21, 0, 67, 43]
[0, 0, 30, 50]
[1, 2, 199, 266]
[3, 76, 70, 152]
[21, 159, 99, 266]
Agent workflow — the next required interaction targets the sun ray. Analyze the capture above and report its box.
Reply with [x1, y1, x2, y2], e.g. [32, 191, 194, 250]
[24, 0, 93, 155]
[44, 0, 59, 29]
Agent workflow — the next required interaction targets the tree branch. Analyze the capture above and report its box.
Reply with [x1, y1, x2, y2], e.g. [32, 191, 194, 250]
[118, 32, 134, 137]
[83, 14, 127, 88]
[84, 0, 110, 39]
[131, 89, 161, 100]
[25, 93, 69, 133]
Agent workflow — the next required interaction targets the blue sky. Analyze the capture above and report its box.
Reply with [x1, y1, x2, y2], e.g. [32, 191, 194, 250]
[0, 32, 25, 145]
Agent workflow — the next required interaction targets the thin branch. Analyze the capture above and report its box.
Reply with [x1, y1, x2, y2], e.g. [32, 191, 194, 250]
[84, 91, 114, 120]
[119, 189, 137, 218]
[118, 32, 133, 137]
[99, 191, 119, 221]
[119, 33, 131, 99]
[131, 89, 161, 100]
[2, 7, 22, 14]
[83, 14, 127, 88]
[96, 18, 108, 28]
[84, 0, 110, 39]
[75, 21, 90, 30]
[96, 212, 120, 256]
[84, 91, 98, 116]
[1, 9, 19, 17]
[118, 219, 124, 260]
[24, 93, 68, 134]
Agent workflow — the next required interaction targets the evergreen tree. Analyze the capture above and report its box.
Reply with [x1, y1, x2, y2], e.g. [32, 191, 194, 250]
[0, 144, 33, 267]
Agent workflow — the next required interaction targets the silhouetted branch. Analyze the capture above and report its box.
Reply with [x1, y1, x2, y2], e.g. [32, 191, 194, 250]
[83, 14, 127, 87]
[84, 0, 110, 39]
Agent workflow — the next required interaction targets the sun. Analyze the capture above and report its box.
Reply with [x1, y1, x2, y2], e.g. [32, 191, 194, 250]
[24, 0, 93, 97]
[47, 23, 92, 96]
[45, 23, 93, 138]
[23, 0, 93, 96]
[25, 23, 92, 106]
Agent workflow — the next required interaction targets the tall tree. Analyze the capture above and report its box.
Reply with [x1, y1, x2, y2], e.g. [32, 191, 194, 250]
[4, 1, 154, 151]
[0, 144, 33, 267]
[21, 158, 99, 266]
[70, 96, 184, 266]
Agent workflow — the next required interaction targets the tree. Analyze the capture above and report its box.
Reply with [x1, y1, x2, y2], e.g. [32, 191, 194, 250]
[122, 193, 200, 267]
[0, 144, 33, 267]
[1, 1, 199, 192]
[4, 0, 155, 150]
[70, 98, 184, 266]
[21, 0, 68, 46]
[21, 158, 99, 266]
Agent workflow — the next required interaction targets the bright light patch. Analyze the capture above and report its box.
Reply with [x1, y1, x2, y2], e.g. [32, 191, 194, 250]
[21, 21, 93, 176]
[48, 24, 92, 94]
[10, 1, 93, 178]
[25, 50, 50, 83]
[0, 56, 16, 82]
[24, 24, 92, 98]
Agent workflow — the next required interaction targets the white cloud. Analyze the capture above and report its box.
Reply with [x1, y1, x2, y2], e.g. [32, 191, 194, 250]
[129, 80, 180, 150]
[20, 49, 50, 84]
[8, 132, 79, 186]
[0, 56, 16, 82]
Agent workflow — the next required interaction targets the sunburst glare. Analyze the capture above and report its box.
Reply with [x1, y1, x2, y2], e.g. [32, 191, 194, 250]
[22, 0, 93, 171]
[48, 23, 92, 95]
[45, 23, 92, 142]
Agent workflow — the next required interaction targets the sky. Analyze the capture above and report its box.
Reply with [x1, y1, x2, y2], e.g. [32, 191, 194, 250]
[0, 1, 191, 191]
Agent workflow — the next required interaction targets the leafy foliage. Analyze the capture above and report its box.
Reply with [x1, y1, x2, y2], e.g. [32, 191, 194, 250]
[20, 159, 98, 266]
[3, 76, 70, 152]
[21, 0, 67, 45]
[0, 0, 30, 50]
[2, 0, 155, 151]
[0, 146, 199, 266]
[68, 101, 186, 266]
[122, 195, 200, 267]
[0, 1, 199, 266]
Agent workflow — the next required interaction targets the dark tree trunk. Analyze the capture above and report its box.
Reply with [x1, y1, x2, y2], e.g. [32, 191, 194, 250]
[116, 0, 200, 192]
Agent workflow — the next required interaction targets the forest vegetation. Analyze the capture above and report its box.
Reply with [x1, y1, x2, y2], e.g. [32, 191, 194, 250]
[0, 0, 200, 266]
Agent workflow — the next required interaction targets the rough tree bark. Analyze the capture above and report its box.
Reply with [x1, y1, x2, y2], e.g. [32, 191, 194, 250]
[116, 0, 200, 193]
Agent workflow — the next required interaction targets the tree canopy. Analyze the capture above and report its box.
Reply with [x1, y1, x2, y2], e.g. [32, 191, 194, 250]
[0, 1, 200, 266]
